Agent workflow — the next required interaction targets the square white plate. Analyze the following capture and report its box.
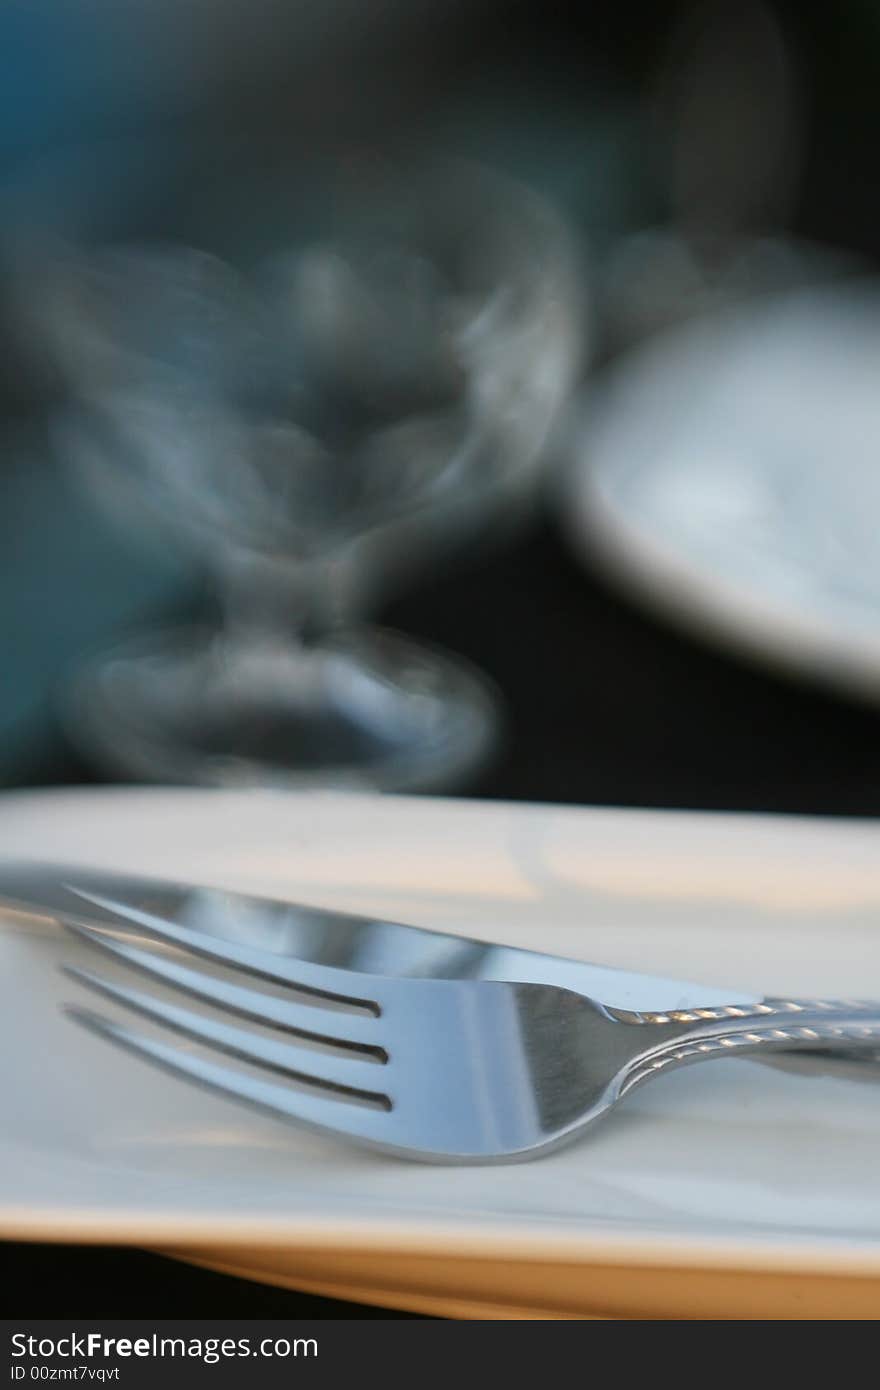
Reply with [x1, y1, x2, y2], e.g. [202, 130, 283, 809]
[3, 788, 880, 1318]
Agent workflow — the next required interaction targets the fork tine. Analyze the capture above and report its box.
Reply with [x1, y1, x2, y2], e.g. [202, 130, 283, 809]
[66, 966, 391, 1105]
[65, 886, 382, 1012]
[62, 920, 385, 1055]
[65, 1006, 396, 1150]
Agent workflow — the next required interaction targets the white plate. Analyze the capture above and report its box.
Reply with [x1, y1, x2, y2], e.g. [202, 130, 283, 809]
[565, 280, 880, 705]
[3, 787, 880, 1319]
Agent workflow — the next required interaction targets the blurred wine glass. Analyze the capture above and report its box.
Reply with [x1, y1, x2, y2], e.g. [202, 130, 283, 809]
[34, 158, 582, 790]
[600, 0, 855, 347]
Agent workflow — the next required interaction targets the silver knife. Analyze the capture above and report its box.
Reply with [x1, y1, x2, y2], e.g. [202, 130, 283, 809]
[0, 861, 876, 1072]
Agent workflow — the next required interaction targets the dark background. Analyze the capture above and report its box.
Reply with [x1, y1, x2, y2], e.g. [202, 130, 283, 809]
[4, 0, 880, 1317]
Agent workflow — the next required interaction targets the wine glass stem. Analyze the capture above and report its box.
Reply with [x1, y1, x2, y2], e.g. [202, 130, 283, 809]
[212, 547, 355, 650]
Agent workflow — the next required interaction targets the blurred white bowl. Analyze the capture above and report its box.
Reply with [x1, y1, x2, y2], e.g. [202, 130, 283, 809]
[564, 278, 880, 705]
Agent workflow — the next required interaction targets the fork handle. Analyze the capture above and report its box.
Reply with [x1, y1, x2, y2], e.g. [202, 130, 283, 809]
[621, 996, 880, 1026]
[619, 1005, 880, 1096]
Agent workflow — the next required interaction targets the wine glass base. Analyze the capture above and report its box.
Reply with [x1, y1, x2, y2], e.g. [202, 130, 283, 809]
[63, 625, 501, 793]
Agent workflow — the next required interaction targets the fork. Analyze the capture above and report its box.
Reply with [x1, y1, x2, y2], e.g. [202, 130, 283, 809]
[53, 885, 880, 1162]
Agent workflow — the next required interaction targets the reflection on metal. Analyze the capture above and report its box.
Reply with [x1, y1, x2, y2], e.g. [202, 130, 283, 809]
[0, 860, 759, 1012]
[2, 864, 880, 1161]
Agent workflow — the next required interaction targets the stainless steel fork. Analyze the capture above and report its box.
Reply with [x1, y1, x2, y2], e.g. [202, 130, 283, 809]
[37, 880, 880, 1163]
